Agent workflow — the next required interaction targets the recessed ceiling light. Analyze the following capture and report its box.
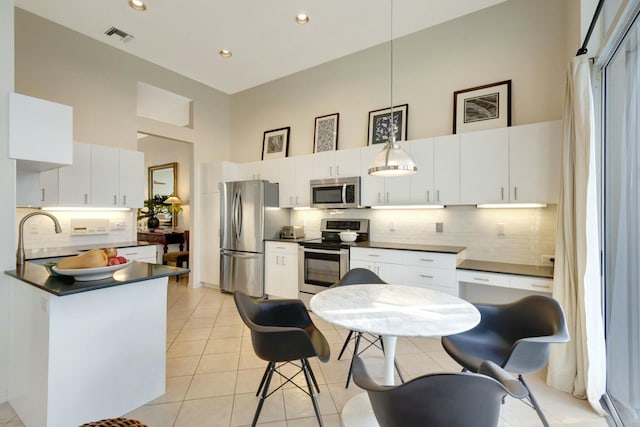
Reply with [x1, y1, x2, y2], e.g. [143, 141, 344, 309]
[295, 14, 309, 24]
[219, 49, 232, 58]
[128, 0, 147, 11]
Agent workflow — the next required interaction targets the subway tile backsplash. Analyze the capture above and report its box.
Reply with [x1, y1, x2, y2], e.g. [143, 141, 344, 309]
[292, 205, 557, 266]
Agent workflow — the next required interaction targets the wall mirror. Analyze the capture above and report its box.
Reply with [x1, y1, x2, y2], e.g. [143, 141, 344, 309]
[149, 162, 177, 198]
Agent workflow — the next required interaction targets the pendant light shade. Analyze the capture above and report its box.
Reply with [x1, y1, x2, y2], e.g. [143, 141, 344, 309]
[368, 127, 417, 176]
[368, 0, 417, 177]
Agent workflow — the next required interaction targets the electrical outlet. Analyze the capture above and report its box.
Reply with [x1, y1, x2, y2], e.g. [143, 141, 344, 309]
[389, 221, 395, 231]
[541, 255, 555, 265]
[496, 223, 505, 236]
[435, 222, 443, 233]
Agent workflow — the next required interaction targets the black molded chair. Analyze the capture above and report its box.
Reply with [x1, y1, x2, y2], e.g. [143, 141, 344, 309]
[352, 355, 528, 427]
[332, 268, 404, 388]
[441, 295, 569, 427]
[233, 291, 330, 427]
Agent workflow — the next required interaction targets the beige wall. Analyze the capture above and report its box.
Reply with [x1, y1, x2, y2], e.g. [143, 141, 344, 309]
[230, 0, 570, 163]
[14, 8, 232, 161]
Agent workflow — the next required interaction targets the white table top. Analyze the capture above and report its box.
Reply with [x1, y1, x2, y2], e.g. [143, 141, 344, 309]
[310, 284, 480, 337]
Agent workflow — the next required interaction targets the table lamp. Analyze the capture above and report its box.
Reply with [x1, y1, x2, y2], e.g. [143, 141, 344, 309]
[163, 195, 182, 229]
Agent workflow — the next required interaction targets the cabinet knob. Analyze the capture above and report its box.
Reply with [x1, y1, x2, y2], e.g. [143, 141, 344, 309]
[513, 186, 518, 201]
[122, 195, 127, 205]
[113, 195, 117, 205]
[437, 190, 440, 203]
[426, 190, 430, 202]
[41, 188, 45, 202]
[501, 187, 504, 200]
[84, 194, 88, 204]
[336, 165, 340, 176]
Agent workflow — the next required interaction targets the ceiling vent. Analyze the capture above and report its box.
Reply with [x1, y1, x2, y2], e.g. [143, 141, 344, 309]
[104, 26, 134, 43]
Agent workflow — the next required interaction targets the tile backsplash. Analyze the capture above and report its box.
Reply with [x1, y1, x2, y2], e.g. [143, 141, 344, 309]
[16, 208, 136, 249]
[292, 205, 557, 266]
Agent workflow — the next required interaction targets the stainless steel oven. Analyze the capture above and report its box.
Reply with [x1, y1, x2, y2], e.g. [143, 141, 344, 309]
[298, 218, 369, 307]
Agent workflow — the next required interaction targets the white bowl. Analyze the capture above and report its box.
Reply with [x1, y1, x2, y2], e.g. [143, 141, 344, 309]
[339, 231, 357, 242]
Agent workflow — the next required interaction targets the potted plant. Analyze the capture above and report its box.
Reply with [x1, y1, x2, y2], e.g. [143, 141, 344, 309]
[137, 194, 169, 231]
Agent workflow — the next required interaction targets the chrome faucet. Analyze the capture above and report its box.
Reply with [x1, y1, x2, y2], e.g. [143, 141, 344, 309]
[16, 211, 63, 266]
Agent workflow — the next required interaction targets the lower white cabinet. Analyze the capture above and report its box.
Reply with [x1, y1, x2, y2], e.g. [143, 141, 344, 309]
[350, 247, 462, 295]
[349, 248, 405, 284]
[117, 245, 157, 264]
[265, 242, 299, 298]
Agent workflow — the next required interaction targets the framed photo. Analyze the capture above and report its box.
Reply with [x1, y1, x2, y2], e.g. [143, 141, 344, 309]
[313, 113, 339, 153]
[262, 126, 290, 160]
[368, 104, 408, 145]
[453, 80, 511, 134]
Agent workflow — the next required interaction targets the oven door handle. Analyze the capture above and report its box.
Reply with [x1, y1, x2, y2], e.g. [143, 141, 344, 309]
[301, 247, 349, 255]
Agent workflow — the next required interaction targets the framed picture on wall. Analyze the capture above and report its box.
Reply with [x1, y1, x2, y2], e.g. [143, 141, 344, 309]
[367, 104, 408, 145]
[262, 127, 290, 160]
[313, 113, 339, 153]
[453, 80, 511, 134]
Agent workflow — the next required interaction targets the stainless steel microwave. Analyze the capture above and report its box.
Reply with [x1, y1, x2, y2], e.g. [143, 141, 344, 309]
[310, 177, 361, 209]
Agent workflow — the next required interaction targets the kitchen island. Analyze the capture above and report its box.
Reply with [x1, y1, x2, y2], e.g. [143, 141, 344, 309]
[4, 260, 186, 427]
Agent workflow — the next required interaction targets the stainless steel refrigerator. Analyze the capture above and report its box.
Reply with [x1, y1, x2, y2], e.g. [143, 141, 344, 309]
[219, 180, 289, 297]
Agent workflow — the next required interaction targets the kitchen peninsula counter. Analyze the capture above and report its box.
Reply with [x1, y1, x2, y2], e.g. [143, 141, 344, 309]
[6, 260, 186, 296]
[5, 259, 181, 427]
[457, 259, 554, 279]
[354, 241, 466, 254]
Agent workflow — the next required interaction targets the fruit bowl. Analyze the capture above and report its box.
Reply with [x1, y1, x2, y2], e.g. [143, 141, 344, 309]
[339, 231, 358, 242]
[52, 259, 132, 281]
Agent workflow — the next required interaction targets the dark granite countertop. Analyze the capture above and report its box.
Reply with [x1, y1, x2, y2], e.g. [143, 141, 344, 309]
[5, 260, 187, 296]
[457, 259, 554, 279]
[353, 241, 467, 254]
[264, 238, 310, 244]
[24, 241, 153, 261]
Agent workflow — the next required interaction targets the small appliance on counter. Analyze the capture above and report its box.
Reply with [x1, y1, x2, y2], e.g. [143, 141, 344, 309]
[298, 218, 369, 306]
[281, 225, 305, 239]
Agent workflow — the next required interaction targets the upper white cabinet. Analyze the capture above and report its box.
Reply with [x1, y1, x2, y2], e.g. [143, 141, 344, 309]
[460, 121, 561, 205]
[433, 135, 461, 205]
[90, 145, 120, 206]
[279, 155, 312, 208]
[311, 148, 361, 180]
[460, 128, 510, 204]
[360, 145, 412, 206]
[407, 138, 435, 205]
[508, 121, 561, 204]
[9, 92, 73, 172]
[237, 159, 278, 182]
[58, 142, 92, 206]
[118, 149, 145, 208]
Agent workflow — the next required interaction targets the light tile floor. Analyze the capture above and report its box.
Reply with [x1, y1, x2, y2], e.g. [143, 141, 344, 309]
[0, 278, 609, 427]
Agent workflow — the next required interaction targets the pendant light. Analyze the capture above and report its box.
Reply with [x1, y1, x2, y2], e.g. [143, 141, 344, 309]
[368, 0, 417, 177]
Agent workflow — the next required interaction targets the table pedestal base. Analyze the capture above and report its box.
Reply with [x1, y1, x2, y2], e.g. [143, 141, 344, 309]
[341, 393, 379, 427]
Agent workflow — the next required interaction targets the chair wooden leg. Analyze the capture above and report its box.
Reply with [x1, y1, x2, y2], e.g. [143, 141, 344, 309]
[345, 332, 363, 388]
[302, 359, 324, 427]
[518, 374, 550, 427]
[252, 362, 275, 427]
[337, 330, 354, 360]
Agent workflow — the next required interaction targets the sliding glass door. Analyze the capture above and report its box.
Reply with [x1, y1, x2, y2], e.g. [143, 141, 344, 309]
[602, 10, 640, 426]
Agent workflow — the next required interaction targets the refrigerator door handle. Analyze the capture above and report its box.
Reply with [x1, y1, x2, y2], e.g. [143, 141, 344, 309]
[231, 190, 238, 239]
[237, 193, 243, 238]
[221, 250, 260, 259]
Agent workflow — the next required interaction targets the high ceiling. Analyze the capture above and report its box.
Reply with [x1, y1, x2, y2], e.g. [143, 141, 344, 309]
[15, 0, 507, 94]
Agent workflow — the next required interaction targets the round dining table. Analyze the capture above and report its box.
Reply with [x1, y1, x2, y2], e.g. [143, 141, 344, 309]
[310, 284, 481, 427]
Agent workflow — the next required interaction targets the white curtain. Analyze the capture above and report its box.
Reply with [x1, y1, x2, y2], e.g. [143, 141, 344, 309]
[547, 55, 606, 414]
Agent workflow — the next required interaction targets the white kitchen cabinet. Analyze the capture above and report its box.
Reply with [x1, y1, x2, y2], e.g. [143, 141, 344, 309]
[349, 247, 404, 283]
[16, 169, 59, 207]
[58, 142, 92, 206]
[407, 138, 434, 204]
[237, 159, 279, 182]
[460, 128, 510, 204]
[9, 92, 73, 172]
[91, 144, 120, 206]
[118, 149, 145, 208]
[279, 155, 312, 208]
[457, 269, 552, 304]
[433, 134, 461, 205]
[311, 148, 361, 180]
[359, 145, 412, 206]
[508, 121, 561, 204]
[460, 121, 561, 205]
[265, 242, 299, 298]
[402, 251, 461, 296]
[118, 245, 157, 263]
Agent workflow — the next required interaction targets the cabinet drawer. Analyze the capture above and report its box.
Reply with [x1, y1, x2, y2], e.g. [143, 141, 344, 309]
[402, 251, 457, 269]
[350, 248, 403, 264]
[266, 241, 299, 255]
[403, 266, 457, 288]
[118, 245, 157, 262]
[457, 270, 510, 288]
[510, 276, 553, 293]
